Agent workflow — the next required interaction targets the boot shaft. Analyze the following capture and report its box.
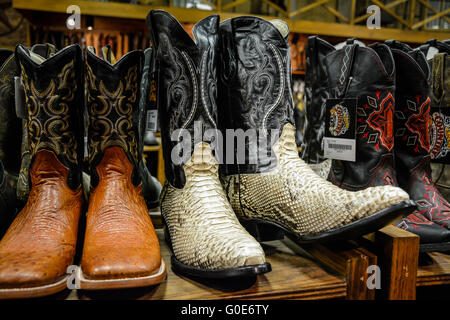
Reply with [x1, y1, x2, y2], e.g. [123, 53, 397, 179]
[218, 16, 294, 175]
[385, 40, 431, 178]
[85, 48, 144, 188]
[0, 49, 21, 175]
[421, 41, 450, 162]
[324, 41, 397, 189]
[302, 36, 334, 163]
[15, 44, 84, 190]
[147, 10, 220, 188]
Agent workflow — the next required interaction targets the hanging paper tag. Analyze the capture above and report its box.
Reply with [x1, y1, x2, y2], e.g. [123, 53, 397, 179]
[430, 107, 450, 164]
[14, 76, 27, 119]
[323, 98, 357, 162]
[146, 109, 158, 132]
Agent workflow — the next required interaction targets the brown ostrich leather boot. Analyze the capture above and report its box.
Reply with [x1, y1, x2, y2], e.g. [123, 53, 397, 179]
[79, 47, 165, 289]
[0, 44, 85, 299]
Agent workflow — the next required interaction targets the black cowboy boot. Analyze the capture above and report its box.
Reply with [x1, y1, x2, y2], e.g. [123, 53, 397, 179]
[419, 40, 450, 201]
[138, 47, 162, 208]
[0, 49, 21, 228]
[323, 41, 401, 191]
[0, 49, 21, 180]
[218, 17, 414, 244]
[148, 10, 269, 278]
[302, 36, 333, 165]
[385, 40, 450, 252]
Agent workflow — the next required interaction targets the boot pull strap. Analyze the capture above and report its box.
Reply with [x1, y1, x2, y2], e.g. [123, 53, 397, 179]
[431, 53, 446, 106]
[337, 44, 357, 98]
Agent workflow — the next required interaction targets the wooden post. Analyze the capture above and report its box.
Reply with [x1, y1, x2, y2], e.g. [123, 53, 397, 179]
[369, 225, 420, 300]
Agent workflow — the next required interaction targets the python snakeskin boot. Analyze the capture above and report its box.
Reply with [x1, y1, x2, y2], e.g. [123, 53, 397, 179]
[148, 10, 270, 278]
[80, 46, 166, 289]
[218, 17, 415, 244]
[0, 44, 85, 299]
[385, 40, 450, 252]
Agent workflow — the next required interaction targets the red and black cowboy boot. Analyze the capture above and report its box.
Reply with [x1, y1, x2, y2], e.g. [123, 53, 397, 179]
[323, 40, 401, 191]
[385, 40, 450, 252]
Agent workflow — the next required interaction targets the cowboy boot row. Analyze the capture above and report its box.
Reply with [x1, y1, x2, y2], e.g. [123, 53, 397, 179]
[0, 44, 165, 298]
[384, 40, 450, 252]
[315, 36, 450, 252]
[218, 17, 413, 244]
[0, 44, 85, 298]
[148, 10, 414, 279]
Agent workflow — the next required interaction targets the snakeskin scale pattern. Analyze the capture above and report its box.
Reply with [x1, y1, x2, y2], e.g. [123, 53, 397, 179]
[224, 124, 410, 235]
[308, 159, 332, 180]
[161, 142, 265, 270]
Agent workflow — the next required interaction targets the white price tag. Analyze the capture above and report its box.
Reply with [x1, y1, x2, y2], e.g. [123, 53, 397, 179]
[323, 137, 356, 162]
[146, 110, 158, 132]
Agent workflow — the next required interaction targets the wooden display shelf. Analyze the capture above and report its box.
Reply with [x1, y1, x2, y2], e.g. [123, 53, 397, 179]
[67, 229, 347, 300]
[417, 252, 450, 287]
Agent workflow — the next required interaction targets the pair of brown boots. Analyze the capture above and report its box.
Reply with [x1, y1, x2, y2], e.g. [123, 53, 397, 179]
[0, 44, 165, 299]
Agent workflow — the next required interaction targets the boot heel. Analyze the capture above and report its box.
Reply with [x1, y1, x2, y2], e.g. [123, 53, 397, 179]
[240, 219, 285, 242]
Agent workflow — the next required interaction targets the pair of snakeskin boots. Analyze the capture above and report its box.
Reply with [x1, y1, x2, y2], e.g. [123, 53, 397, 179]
[302, 37, 450, 252]
[148, 10, 416, 279]
[0, 43, 165, 299]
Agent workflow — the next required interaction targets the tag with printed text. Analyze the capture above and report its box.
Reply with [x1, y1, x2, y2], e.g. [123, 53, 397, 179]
[323, 98, 357, 162]
[146, 109, 158, 132]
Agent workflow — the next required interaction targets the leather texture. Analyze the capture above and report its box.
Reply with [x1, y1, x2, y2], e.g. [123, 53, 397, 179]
[324, 41, 399, 190]
[81, 147, 161, 279]
[224, 123, 410, 235]
[82, 49, 162, 280]
[219, 18, 410, 238]
[385, 40, 450, 236]
[301, 36, 334, 164]
[218, 16, 294, 175]
[148, 10, 266, 271]
[148, 10, 219, 189]
[0, 44, 84, 290]
[0, 150, 82, 288]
